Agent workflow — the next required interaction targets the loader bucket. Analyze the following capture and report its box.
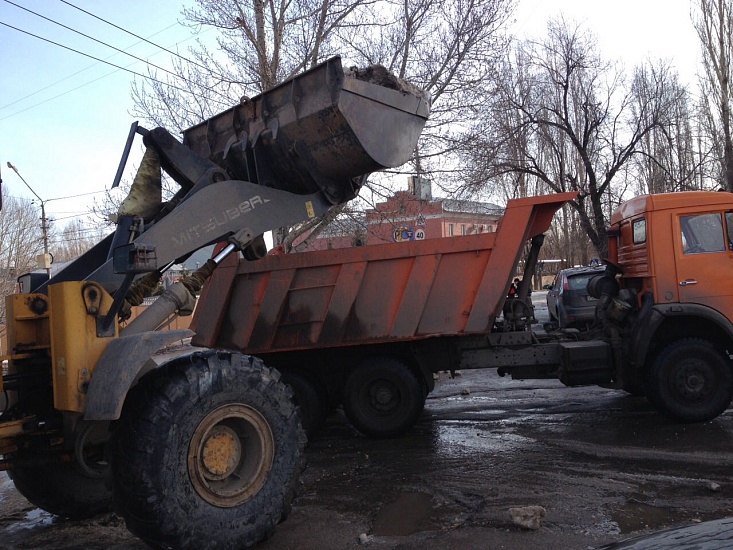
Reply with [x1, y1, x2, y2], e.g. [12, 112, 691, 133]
[182, 56, 430, 205]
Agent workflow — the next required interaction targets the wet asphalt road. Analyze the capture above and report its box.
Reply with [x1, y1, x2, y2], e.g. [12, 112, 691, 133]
[1, 292, 732, 549]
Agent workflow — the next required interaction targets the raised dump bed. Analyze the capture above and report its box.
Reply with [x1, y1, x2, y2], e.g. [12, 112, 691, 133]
[191, 192, 575, 438]
[192, 193, 575, 353]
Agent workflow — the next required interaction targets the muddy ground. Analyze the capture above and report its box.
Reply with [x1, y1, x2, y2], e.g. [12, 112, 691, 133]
[1, 293, 732, 549]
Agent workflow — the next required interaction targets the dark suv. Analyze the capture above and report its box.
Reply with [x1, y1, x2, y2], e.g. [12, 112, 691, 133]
[545, 265, 605, 329]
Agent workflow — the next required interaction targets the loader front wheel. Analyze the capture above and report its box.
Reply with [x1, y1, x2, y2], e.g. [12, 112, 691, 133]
[8, 455, 112, 519]
[111, 351, 306, 550]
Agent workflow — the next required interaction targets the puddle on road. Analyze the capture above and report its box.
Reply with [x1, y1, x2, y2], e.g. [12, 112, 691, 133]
[434, 422, 536, 459]
[2, 508, 55, 535]
[611, 500, 689, 534]
[370, 491, 435, 536]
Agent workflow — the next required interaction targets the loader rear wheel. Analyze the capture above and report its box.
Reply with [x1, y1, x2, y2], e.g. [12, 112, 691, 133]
[110, 351, 306, 550]
[343, 356, 426, 438]
[8, 454, 112, 519]
[645, 338, 733, 423]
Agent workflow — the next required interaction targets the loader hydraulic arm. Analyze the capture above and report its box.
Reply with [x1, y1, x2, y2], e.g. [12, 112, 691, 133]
[86, 170, 334, 294]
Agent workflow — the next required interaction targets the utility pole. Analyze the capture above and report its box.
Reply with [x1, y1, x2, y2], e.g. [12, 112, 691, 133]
[6, 162, 51, 277]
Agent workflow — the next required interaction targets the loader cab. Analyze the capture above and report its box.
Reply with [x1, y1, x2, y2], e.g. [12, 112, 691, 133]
[17, 272, 49, 294]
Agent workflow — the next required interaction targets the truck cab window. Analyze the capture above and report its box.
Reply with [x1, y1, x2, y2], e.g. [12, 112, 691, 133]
[726, 212, 733, 250]
[680, 213, 725, 254]
[632, 218, 646, 244]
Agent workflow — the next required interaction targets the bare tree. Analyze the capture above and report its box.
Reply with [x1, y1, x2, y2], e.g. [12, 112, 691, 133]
[629, 71, 712, 195]
[0, 186, 44, 322]
[132, 0, 371, 129]
[50, 219, 108, 264]
[338, 0, 513, 193]
[130, 0, 514, 251]
[470, 19, 680, 258]
[694, 0, 733, 191]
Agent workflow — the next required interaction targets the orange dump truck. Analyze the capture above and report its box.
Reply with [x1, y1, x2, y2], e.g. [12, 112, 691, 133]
[192, 190, 733, 438]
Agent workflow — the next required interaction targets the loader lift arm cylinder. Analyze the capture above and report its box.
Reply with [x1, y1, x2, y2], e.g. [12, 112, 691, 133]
[121, 243, 237, 337]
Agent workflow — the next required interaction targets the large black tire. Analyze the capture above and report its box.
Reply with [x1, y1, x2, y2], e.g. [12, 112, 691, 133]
[645, 338, 733, 423]
[8, 456, 112, 519]
[110, 351, 306, 550]
[280, 369, 328, 437]
[343, 356, 426, 438]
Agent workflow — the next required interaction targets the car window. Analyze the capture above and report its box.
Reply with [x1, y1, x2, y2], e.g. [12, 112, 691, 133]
[567, 273, 596, 291]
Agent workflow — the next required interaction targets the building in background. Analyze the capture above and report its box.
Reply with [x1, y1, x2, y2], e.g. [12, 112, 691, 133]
[295, 212, 368, 251]
[301, 177, 504, 251]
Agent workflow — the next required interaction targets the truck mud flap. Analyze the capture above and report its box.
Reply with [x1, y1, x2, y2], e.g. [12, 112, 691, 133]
[84, 329, 194, 420]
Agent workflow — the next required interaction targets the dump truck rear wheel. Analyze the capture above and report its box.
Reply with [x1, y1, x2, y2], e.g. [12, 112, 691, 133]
[645, 338, 733, 422]
[281, 369, 328, 437]
[8, 453, 112, 519]
[343, 356, 426, 438]
[110, 350, 306, 550]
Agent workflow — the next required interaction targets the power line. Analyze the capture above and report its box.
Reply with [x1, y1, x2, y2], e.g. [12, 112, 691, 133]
[44, 213, 99, 222]
[0, 20, 232, 120]
[59, 0, 235, 84]
[49, 213, 98, 222]
[6, 188, 106, 203]
[47, 189, 108, 202]
[1, 1, 235, 106]
[0, 67, 126, 121]
[0, 21, 180, 112]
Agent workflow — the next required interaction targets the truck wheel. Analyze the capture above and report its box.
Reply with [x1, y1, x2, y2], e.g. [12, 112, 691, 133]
[281, 369, 328, 437]
[8, 457, 112, 519]
[111, 351, 306, 550]
[645, 338, 733, 423]
[343, 356, 426, 438]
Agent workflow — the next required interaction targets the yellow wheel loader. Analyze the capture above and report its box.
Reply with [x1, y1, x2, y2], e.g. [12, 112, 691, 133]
[0, 57, 429, 549]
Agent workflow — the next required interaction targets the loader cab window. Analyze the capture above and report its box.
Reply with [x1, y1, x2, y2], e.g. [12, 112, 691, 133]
[680, 213, 725, 255]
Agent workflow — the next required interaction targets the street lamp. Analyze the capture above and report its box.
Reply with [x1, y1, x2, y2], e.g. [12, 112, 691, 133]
[6, 162, 52, 277]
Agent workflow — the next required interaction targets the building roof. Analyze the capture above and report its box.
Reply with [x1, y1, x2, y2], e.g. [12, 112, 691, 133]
[442, 198, 503, 216]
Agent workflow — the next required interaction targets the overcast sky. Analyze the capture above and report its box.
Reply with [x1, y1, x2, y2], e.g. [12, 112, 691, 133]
[0, 0, 703, 232]
[513, 0, 701, 83]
